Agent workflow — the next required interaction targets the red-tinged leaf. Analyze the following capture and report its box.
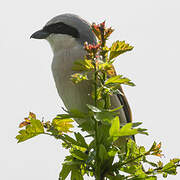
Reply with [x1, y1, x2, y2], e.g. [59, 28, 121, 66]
[29, 112, 36, 119]
[19, 121, 30, 128]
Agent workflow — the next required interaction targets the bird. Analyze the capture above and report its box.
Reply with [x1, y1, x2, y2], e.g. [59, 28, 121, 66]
[30, 13, 133, 137]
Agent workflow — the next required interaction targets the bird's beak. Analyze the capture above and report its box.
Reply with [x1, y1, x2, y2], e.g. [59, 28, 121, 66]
[30, 29, 50, 39]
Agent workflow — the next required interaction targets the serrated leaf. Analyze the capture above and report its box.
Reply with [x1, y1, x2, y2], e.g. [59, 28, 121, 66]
[74, 132, 88, 148]
[105, 75, 123, 85]
[59, 164, 71, 180]
[72, 59, 94, 71]
[52, 118, 74, 134]
[16, 119, 44, 143]
[98, 62, 112, 71]
[162, 161, 177, 175]
[79, 118, 95, 132]
[105, 75, 135, 86]
[71, 149, 88, 161]
[71, 169, 83, 180]
[63, 134, 79, 146]
[109, 40, 133, 60]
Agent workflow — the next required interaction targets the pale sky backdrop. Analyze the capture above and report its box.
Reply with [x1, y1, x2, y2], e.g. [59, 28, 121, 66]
[1, 0, 180, 179]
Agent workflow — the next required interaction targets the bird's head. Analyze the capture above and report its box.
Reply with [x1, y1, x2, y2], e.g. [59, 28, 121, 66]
[30, 13, 97, 53]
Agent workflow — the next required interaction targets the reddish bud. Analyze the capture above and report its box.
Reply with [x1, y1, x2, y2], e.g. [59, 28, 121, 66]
[100, 21, 105, 29]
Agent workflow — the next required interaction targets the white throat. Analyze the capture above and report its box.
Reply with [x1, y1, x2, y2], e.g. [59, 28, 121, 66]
[46, 34, 80, 55]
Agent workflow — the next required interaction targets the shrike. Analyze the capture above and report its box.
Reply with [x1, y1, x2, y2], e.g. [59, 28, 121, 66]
[31, 13, 132, 129]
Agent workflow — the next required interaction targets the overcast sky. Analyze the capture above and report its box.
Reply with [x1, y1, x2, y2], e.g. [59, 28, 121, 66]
[1, 0, 180, 179]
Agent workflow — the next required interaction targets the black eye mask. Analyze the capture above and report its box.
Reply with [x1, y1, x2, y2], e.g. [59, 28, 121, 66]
[43, 22, 80, 38]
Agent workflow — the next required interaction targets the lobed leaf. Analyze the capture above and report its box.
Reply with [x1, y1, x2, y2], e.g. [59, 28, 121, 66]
[52, 118, 74, 134]
[16, 118, 44, 143]
[105, 75, 135, 87]
[72, 59, 94, 72]
[74, 132, 88, 148]
[109, 40, 133, 60]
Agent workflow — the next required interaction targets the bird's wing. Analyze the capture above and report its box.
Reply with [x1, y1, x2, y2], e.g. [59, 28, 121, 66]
[107, 64, 132, 124]
[117, 85, 132, 123]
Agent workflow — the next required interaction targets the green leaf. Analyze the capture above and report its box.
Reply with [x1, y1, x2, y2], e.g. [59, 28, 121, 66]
[71, 169, 83, 180]
[105, 75, 135, 86]
[137, 128, 148, 135]
[59, 164, 71, 180]
[97, 124, 111, 146]
[57, 109, 87, 119]
[79, 118, 95, 132]
[107, 174, 126, 180]
[125, 138, 139, 159]
[52, 118, 74, 133]
[162, 161, 177, 175]
[108, 148, 118, 157]
[108, 106, 123, 112]
[120, 165, 140, 174]
[132, 122, 142, 128]
[109, 116, 120, 141]
[16, 119, 44, 143]
[99, 144, 109, 162]
[105, 75, 123, 85]
[74, 132, 88, 148]
[71, 73, 88, 84]
[71, 149, 88, 161]
[88, 140, 95, 152]
[63, 134, 79, 146]
[163, 172, 168, 178]
[118, 123, 138, 137]
[109, 40, 133, 60]
[86, 104, 102, 112]
[72, 59, 94, 71]
[94, 111, 116, 123]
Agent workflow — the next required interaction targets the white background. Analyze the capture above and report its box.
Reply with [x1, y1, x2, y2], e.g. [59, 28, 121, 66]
[1, 0, 180, 179]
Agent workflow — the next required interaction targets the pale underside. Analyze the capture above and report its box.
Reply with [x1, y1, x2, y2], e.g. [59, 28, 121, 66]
[48, 34, 127, 125]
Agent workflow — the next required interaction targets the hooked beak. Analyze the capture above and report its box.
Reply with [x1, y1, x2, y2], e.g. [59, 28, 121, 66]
[30, 29, 50, 39]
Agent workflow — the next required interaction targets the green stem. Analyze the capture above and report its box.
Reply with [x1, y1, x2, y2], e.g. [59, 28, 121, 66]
[93, 54, 101, 180]
[100, 27, 108, 111]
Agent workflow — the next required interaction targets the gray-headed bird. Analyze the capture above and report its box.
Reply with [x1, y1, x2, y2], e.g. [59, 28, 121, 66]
[31, 13, 132, 136]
